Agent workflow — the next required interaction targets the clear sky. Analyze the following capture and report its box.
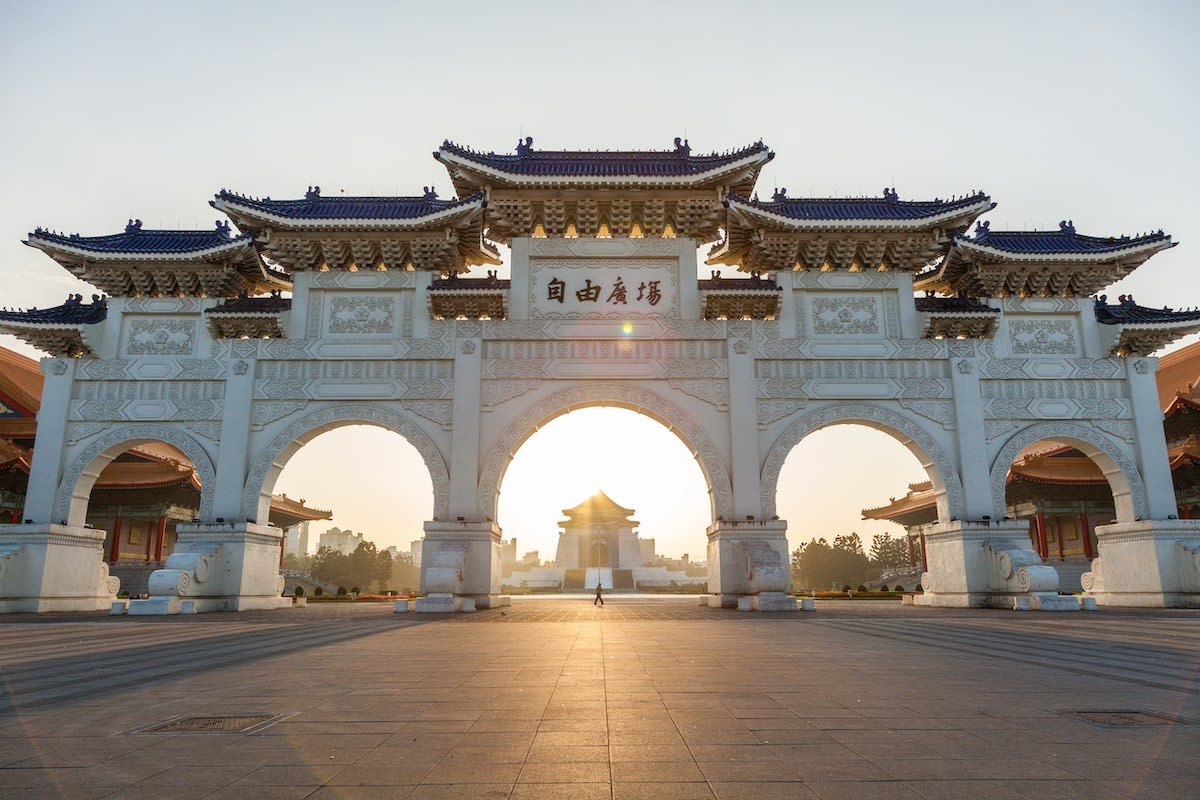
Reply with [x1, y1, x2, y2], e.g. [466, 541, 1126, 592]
[2, 1, 1197, 557]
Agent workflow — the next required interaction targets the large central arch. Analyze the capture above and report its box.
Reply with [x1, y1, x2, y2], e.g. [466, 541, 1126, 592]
[242, 404, 450, 524]
[477, 383, 735, 523]
[760, 402, 966, 523]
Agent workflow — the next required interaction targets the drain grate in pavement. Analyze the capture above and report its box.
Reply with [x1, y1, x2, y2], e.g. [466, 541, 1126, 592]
[138, 714, 279, 734]
[1066, 710, 1186, 728]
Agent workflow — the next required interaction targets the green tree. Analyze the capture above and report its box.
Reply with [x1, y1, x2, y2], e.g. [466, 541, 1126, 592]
[869, 534, 908, 570]
[797, 534, 873, 589]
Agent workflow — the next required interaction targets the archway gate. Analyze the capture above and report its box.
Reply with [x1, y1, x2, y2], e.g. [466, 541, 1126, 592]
[2, 138, 1199, 612]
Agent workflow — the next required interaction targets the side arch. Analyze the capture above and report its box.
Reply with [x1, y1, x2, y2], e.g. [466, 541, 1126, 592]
[990, 422, 1147, 522]
[53, 424, 216, 526]
[241, 404, 450, 524]
[477, 383, 734, 521]
[760, 402, 966, 522]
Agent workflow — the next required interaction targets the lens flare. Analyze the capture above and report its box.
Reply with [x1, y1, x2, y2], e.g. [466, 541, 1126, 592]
[622, 322, 633, 335]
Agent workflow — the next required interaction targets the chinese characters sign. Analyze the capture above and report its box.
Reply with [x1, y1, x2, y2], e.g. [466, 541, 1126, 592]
[530, 259, 677, 318]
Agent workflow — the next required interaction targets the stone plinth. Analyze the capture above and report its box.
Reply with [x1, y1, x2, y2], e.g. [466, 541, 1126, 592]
[129, 522, 290, 615]
[705, 520, 794, 610]
[1083, 519, 1200, 607]
[418, 520, 503, 611]
[0, 524, 119, 612]
[914, 520, 1072, 610]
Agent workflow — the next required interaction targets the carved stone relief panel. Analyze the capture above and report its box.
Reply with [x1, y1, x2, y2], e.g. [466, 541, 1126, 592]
[124, 297, 204, 314]
[256, 360, 452, 400]
[70, 381, 225, 421]
[324, 294, 397, 336]
[482, 340, 726, 380]
[1007, 317, 1080, 357]
[124, 318, 197, 357]
[309, 271, 416, 289]
[808, 294, 882, 337]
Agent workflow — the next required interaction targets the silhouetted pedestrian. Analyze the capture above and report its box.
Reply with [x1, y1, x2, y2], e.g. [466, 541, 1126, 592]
[594, 582, 604, 606]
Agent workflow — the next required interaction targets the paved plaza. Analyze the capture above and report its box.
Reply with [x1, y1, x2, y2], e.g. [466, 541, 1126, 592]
[1, 598, 1198, 799]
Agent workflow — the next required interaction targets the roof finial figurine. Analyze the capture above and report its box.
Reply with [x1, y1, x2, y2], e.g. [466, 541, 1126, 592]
[305, 185, 320, 200]
[674, 136, 691, 156]
[516, 136, 533, 156]
[974, 219, 990, 238]
[125, 219, 142, 234]
[1059, 219, 1076, 234]
[883, 187, 899, 202]
[423, 186, 439, 200]
[215, 220, 231, 237]
[772, 187, 788, 202]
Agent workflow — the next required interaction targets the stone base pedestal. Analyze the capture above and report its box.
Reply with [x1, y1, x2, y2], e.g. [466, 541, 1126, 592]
[914, 520, 1071, 610]
[0, 524, 119, 613]
[130, 522, 289, 615]
[706, 520, 795, 612]
[1083, 519, 1200, 608]
[419, 520, 502, 612]
[414, 593, 456, 613]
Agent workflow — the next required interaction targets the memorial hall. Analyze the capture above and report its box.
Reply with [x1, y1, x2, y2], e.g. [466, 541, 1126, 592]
[2, 137, 1199, 614]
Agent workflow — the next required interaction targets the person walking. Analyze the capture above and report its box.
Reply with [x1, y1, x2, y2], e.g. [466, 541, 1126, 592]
[593, 581, 604, 606]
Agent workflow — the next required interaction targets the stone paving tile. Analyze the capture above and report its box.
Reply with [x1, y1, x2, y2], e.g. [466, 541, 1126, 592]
[511, 783, 613, 799]
[807, 780, 924, 800]
[3, 600, 1200, 799]
[614, 782, 718, 799]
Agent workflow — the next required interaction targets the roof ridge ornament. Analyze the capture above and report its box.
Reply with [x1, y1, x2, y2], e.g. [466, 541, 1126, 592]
[125, 219, 142, 234]
[673, 136, 691, 156]
[883, 187, 898, 202]
[772, 187, 788, 202]
[515, 136, 533, 157]
[1059, 219, 1076, 234]
[215, 220, 231, 237]
[422, 186, 439, 200]
[305, 185, 321, 200]
[974, 219, 990, 238]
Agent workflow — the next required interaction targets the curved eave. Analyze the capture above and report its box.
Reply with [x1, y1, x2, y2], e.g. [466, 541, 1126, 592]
[24, 235, 257, 265]
[436, 148, 772, 193]
[726, 197, 995, 232]
[213, 196, 488, 232]
[1108, 321, 1200, 356]
[0, 323, 92, 357]
[953, 236, 1175, 263]
[477, 241, 504, 266]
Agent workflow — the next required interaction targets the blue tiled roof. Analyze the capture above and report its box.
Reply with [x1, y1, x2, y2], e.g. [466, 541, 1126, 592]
[215, 188, 485, 219]
[205, 292, 292, 314]
[429, 273, 510, 290]
[914, 295, 999, 314]
[730, 189, 991, 221]
[437, 139, 771, 178]
[964, 220, 1172, 254]
[27, 220, 246, 254]
[697, 272, 780, 291]
[0, 294, 108, 325]
[1093, 295, 1200, 325]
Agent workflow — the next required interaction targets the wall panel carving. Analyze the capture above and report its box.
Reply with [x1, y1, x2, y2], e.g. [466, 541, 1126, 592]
[125, 319, 196, 356]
